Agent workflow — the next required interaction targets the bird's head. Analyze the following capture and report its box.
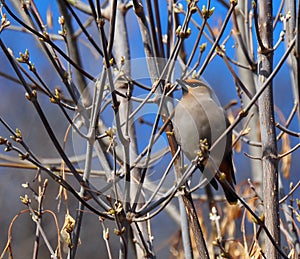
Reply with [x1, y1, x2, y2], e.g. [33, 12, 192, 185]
[177, 78, 218, 103]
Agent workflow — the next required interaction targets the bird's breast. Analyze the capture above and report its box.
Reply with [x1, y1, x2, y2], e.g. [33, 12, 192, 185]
[173, 94, 229, 163]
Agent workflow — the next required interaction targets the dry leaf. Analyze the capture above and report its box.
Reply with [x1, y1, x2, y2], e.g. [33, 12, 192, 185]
[281, 132, 292, 178]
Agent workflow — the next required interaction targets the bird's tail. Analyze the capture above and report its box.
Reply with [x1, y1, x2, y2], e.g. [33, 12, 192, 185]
[218, 154, 238, 205]
[219, 180, 238, 205]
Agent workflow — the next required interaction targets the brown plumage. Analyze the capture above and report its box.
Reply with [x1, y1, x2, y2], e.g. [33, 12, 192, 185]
[173, 79, 237, 204]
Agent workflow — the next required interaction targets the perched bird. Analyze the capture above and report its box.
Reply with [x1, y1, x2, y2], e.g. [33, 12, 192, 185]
[173, 79, 237, 204]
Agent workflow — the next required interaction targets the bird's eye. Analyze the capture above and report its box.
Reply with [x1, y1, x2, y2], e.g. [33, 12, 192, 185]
[189, 82, 198, 87]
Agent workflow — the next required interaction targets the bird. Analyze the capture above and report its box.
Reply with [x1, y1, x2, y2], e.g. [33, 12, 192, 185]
[172, 78, 237, 204]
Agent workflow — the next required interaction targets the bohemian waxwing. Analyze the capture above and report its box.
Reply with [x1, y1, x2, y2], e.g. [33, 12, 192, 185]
[173, 79, 237, 204]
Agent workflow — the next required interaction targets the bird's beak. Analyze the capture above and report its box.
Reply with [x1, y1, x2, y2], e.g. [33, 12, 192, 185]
[176, 79, 184, 85]
[176, 79, 189, 94]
